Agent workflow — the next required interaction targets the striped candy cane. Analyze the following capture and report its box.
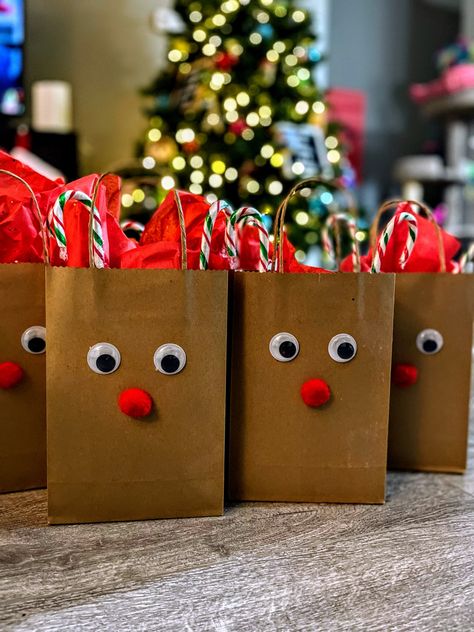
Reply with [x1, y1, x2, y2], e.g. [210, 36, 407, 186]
[227, 206, 270, 272]
[371, 210, 418, 273]
[199, 199, 233, 270]
[321, 212, 360, 272]
[48, 190, 106, 268]
[459, 243, 474, 272]
[120, 220, 145, 235]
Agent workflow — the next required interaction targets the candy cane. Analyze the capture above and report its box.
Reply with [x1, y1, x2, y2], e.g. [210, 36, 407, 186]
[459, 243, 474, 272]
[199, 199, 233, 270]
[48, 190, 106, 268]
[371, 211, 418, 273]
[321, 212, 359, 272]
[120, 220, 145, 235]
[227, 206, 270, 272]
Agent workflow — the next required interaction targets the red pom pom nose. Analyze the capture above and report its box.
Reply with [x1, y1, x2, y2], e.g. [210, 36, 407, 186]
[301, 378, 331, 408]
[0, 362, 24, 389]
[392, 363, 418, 388]
[118, 388, 153, 419]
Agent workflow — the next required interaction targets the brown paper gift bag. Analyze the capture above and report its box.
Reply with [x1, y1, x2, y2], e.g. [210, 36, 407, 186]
[47, 184, 228, 524]
[228, 180, 395, 504]
[369, 202, 474, 473]
[0, 171, 48, 493]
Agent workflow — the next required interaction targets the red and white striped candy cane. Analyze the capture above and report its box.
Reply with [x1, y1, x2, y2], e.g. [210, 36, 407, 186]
[199, 199, 233, 270]
[371, 210, 418, 273]
[321, 212, 360, 272]
[120, 220, 145, 235]
[227, 206, 270, 272]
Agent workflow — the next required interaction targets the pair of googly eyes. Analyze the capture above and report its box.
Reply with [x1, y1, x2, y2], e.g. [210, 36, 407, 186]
[269, 333, 357, 364]
[416, 329, 443, 355]
[21, 326, 46, 355]
[87, 343, 187, 376]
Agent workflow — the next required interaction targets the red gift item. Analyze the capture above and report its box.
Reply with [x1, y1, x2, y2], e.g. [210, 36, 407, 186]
[341, 201, 461, 273]
[382, 204, 460, 273]
[45, 175, 136, 268]
[140, 190, 230, 270]
[0, 151, 58, 263]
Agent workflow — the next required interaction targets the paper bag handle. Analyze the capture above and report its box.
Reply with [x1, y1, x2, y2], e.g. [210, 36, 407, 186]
[369, 199, 446, 273]
[0, 168, 50, 265]
[271, 176, 357, 272]
[92, 177, 189, 270]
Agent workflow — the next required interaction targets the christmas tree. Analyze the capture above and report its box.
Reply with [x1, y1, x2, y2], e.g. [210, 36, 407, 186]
[129, 0, 355, 258]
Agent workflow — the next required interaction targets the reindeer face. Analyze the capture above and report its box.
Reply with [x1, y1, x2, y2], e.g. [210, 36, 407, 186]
[388, 274, 474, 473]
[229, 272, 395, 504]
[0, 264, 46, 492]
[46, 268, 228, 523]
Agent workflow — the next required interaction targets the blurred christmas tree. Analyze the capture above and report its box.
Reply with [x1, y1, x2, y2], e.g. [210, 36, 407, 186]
[127, 0, 357, 256]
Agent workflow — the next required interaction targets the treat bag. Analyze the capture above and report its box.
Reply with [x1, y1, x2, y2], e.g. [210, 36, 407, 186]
[228, 179, 395, 504]
[370, 201, 474, 473]
[0, 170, 48, 492]
[47, 185, 229, 524]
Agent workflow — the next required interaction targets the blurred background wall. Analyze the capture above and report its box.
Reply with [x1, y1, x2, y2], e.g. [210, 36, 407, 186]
[25, 0, 167, 173]
[24, 0, 461, 189]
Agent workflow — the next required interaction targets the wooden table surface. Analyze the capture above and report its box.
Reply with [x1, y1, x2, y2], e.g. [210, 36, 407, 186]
[1, 405, 473, 631]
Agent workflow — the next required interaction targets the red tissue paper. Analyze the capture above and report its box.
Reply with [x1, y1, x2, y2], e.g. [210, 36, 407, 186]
[0, 151, 58, 263]
[340, 203, 461, 273]
[122, 190, 330, 273]
[44, 175, 136, 268]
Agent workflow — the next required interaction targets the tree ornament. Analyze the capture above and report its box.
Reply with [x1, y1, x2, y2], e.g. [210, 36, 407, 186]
[215, 52, 239, 71]
[228, 119, 249, 136]
[148, 137, 178, 163]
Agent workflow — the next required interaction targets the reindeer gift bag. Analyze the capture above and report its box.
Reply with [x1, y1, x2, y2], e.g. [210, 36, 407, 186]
[368, 201, 474, 473]
[47, 182, 229, 524]
[0, 167, 53, 493]
[228, 179, 395, 504]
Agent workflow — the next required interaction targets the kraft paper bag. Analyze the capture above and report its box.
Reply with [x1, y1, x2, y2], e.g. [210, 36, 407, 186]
[46, 179, 228, 524]
[47, 267, 228, 524]
[228, 180, 396, 504]
[366, 199, 474, 473]
[388, 273, 474, 473]
[0, 263, 46, 492]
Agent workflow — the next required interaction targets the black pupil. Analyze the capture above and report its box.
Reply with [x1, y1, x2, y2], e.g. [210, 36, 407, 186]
[28, 337, 45, 353]
[337, 342, 355, 360]
[96, 354, 116, 373]
[279, 341, 297, 359]
[423, 339, 438, 353]
[161, 354, 180, 374]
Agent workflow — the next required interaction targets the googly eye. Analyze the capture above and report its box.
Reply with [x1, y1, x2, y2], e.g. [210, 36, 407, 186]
[269, 332, 300, 362]
[328, 333, 357, 363]
[154, 343, 186, 375]
[416, 329, 443, 355]
[21, 326, 46, 355]
[87, 343, 121, 374]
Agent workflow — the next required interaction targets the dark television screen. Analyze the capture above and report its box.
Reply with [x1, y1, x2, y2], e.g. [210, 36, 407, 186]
[0, 0, 24, 116]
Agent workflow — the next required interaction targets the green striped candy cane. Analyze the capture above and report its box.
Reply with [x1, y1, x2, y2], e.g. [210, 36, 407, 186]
[321, 212, 360, 272]
[199, 199, 233, 270]
[48, 190, 106, 268]
[371, 211, 418, 273]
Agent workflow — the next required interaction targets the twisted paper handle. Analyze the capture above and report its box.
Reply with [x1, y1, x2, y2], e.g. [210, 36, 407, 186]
[371, 210, 418, 273]
[227, 206, 270, 272]
[199, 199, 233, 270]
[321, 212, 360, 272]
[48, 190, 106, 268]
